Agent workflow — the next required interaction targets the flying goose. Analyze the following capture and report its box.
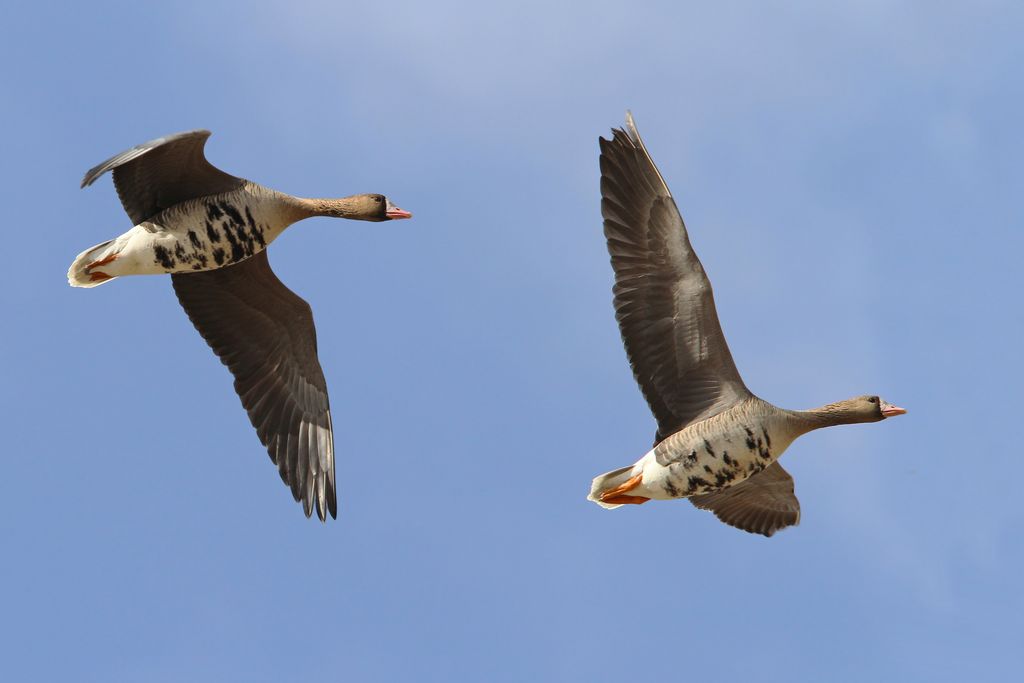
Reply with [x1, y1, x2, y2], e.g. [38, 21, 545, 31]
[588, 114, 905, 536]
[68, 130, 412, 521]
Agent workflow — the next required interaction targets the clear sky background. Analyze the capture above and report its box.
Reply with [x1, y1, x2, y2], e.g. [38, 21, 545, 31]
[2, 1, 1021, 681]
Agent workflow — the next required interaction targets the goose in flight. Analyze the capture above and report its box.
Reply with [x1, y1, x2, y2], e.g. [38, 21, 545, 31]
[69, 130, 412, 520]
[588, 114, 904, 536]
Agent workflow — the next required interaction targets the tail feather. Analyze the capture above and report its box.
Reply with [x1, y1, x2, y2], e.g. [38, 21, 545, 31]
[587, 465, 636, 510]
[68, 239, 118, 288]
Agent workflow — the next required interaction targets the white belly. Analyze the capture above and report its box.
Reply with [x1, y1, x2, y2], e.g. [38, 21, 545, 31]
[634, 419, 797, 500]
[99, 190, 294, 278]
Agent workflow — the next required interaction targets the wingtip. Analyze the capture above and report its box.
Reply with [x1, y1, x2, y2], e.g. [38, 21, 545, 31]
[623, 110, 641, 144]
[314, 501, 335, 523]
[599, 110, 643, 151]
[313, 483, 336, 523]
[298, 489, 335, 523]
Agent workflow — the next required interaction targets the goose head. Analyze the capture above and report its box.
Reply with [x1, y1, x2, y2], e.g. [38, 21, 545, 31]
[306, 193, 412, 221]
[359, 193, 413, 221]
[820, 395, 907, 424]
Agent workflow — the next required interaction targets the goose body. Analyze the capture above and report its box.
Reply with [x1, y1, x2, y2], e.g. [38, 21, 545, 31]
[68, 130, 411, 520]
[69, 183, 301, 284]
[588, 114, 905, 536]
[595, 398, 804, 504]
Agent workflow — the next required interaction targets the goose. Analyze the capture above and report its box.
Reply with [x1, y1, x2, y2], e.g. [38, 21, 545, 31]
[588, 114, 905, 536]
[68, 130, 412, 521]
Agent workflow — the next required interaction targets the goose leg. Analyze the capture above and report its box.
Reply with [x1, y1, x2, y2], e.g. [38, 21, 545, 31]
[85, 252, 118, 283]
[601, 493, 649, 505]
[86, 253, 118, 271]
[599, 473, 649, 505]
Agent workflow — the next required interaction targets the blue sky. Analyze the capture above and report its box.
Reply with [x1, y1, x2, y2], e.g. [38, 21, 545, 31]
[2, 1, 1022, 680]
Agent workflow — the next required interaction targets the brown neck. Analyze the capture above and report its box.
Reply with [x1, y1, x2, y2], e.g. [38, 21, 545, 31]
[787, 403, 872, 433]
[292, 196, 372, 219]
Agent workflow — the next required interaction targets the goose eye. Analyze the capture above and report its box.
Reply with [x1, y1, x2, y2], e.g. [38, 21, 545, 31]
[374, 196, 382, 203]
[868, 397, 877, 404]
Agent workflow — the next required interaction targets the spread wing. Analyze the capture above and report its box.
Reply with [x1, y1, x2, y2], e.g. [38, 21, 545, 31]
[81, 129, 243, 224]
[689, 461, 800, 537]
[171, 251, 337, 521]
[600, 113, 751, 442]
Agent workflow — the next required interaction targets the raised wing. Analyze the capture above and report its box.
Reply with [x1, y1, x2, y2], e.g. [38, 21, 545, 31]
[689, 461, 800, 537]
[82, 129, 243, 224]
[600, 113, 751, 442]
[171, 251, 337, 521]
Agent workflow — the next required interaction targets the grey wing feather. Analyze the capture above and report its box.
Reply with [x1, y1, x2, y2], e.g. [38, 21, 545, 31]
[82, 129, 243, 224]
[171, 251, 337, 521]
[600, 112, 751, 441]
[689, 461, 800, 537]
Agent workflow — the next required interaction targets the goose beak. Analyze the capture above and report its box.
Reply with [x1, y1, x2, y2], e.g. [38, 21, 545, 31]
[385, 199, 412, 220]
[880, 401, 907, 417]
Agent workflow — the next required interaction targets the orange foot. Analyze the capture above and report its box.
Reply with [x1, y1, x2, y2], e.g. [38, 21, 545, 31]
[600, 473, 649, 505]
[89, 271, 113, 283]
[86, 252, 118, 272]
[601, 493, 650, 505]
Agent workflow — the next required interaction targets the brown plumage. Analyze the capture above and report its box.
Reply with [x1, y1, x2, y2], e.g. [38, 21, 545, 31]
[589, 114, 905, 536]
[72, 130, 411, 520]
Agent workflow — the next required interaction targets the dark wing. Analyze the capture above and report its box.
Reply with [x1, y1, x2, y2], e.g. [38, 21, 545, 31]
[171, 251, 337, 521]
[600, 112, 752, 443]
[689, 461, 800, 537]
[82, 130, 243, 224]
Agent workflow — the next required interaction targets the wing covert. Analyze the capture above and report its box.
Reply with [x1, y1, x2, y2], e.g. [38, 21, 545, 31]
[689, 461, 800, 536]
[82, 129, 243, 224]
